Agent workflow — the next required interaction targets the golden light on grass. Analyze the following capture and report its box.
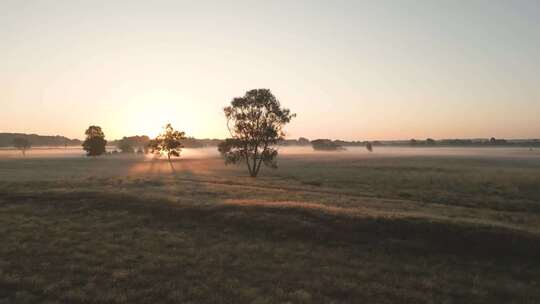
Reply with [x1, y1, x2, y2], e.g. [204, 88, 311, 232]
[222, 199, 375, 218]
[128, 157, 222, 176]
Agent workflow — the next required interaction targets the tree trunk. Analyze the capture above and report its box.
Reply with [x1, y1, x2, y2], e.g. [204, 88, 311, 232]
[252, 150, 258, 176]
[245, 150, 253, 176]
[248, 153, 259, 178]
[253, 141, 268, 178]
[167, 153, 175, 172]
[251, 156, 261, 178]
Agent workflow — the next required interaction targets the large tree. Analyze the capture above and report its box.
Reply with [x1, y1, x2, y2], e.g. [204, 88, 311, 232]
[82, 126, 107, 156]
[12, 138, 31, 156]
[148, 123, 186, 168]
[218, 89, 295, 177]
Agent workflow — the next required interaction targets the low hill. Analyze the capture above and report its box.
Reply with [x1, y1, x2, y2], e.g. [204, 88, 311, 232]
[0, 133, 81, 147]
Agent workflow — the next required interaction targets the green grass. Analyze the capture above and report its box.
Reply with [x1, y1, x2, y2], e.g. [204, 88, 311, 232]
[1, 151, 540, 303]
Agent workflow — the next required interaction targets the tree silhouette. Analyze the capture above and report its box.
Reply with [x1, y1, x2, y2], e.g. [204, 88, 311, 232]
[298, 137, 310, 145]
[366, 141, 373, 152]
[148, 123, 186, 169]
[311, 139, 342, 151]
[119, 135, 150, 153]
[117, 137, 135, 153]
[12, 138, 31, 156]
[218, 89, 295, 177]
[82, 126, 107, 156]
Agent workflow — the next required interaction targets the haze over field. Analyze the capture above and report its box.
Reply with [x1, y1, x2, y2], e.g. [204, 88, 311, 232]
[1, 146, 539, 160]
[1, 0, 539, 140]
[2, 2, 540, 303]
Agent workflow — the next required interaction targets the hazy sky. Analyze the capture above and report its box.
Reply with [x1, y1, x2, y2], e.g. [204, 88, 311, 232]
[1, 0, 539, 140]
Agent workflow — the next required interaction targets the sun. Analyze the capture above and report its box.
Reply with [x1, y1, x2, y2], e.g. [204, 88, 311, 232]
[114, 91, 186, 138]
[107, 89, 225, 140]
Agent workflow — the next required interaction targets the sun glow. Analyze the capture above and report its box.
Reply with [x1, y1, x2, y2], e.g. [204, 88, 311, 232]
[109, 90, 210, 140]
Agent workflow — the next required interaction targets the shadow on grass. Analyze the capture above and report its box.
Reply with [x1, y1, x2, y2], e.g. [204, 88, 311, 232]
[2, 189, 539, 261]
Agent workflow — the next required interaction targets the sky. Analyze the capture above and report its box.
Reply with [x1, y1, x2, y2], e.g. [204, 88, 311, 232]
[1, 0, 539, 140]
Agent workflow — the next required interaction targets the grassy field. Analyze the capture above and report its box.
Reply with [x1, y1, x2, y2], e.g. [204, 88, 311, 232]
[1, 148, 540, 303]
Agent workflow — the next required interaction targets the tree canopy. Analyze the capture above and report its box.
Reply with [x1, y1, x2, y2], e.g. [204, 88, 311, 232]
[218, 89, 295, 177]
[82, 126, 107, 156]
[148, 124, 186, 162]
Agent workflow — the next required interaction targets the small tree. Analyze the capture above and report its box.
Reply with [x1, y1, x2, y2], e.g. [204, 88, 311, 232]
[218, 89, 295, 177]
[148, 123, 186, 168]
[366, 141, 373, 152]
[298, 137, 310, 145]
[12, 138, 31, 156]
[82, 126, 107, 156]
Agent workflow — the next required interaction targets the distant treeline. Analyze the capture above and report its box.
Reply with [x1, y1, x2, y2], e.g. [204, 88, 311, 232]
[0, 133, 223, 148]
[374, 138, 540, 147]
[2, 133, 539, 149]
[280, 137, 540, 147]
[109, 135, 223, 153]
[0, 133, 81, 147]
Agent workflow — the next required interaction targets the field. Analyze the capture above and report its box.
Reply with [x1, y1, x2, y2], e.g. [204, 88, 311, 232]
[1, 147, 540, 303]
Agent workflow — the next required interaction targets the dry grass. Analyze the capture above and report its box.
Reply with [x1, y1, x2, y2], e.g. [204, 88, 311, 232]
[1, 151, 540, 303]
